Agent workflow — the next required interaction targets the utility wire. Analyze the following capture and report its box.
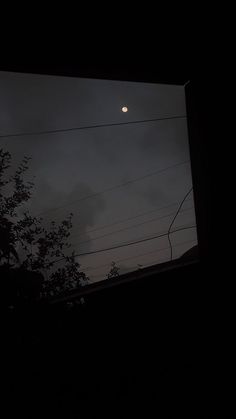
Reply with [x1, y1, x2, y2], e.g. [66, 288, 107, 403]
[70, 198, 193, 239]
[51, 224, 196, 265]
[102, 222, 193, 249]
[88, 238, 197, 281]
[70, 206, 194, 248]
[167, 187, 194, 260]
[35, 160, 190, 217]
[0, 115, 187, 139]
[85, 238, 197, 273]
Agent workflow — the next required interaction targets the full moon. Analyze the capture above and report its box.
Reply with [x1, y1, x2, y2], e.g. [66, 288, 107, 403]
[121, 106, 128, 113]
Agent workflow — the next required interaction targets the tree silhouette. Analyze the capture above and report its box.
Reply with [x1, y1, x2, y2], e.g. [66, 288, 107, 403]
[0, 147, 89, 300]
[107, 261, 120, 280]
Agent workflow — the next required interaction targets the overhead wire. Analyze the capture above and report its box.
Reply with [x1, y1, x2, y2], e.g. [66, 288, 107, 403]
[51, 224, 197, 265]
[70, 206, 194, 249]
[85, 238, 198, 274]
[167, 187, 194, 260]
[0, 115, 187, 140]
[35, 160, 190, 217]
[69, 197, 193, 239]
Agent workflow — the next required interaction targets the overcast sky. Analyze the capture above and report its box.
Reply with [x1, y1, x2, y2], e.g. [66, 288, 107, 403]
[0, 71, 197, 283]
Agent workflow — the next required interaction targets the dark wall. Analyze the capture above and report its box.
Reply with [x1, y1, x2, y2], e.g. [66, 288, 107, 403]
[3, 261, 213, 414]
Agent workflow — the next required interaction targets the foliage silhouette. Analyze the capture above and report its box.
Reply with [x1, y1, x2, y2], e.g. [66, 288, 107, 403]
[107, 261, 120, 280]
[0, 148, 89, 301]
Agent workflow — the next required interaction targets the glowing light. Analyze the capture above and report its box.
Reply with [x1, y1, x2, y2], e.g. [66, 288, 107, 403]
[121, 106, 128, 113]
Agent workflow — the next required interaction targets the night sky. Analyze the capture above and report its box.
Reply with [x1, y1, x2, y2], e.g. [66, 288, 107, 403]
[0, 71, 197, 283]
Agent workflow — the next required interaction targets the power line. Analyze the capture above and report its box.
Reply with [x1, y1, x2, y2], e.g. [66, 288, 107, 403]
[167, 187, 194, 260]
[85, 238, 197, 273]
[0, 115, 187, 140]
[88, 238, 197, 281]
[69, 198, 193, 239]
[51, 224, 196, 265]
[70, 206, 194, 248]
[99, 223, 188, 249]
[35, 160, 190, 217]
